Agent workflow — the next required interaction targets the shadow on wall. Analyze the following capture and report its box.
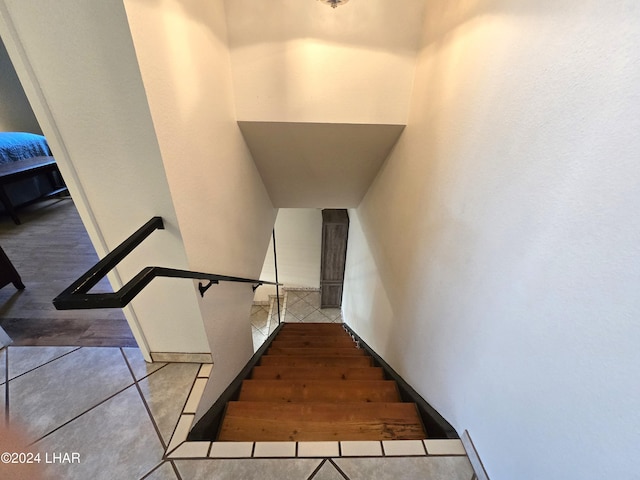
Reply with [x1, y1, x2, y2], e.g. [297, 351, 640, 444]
[223, 0, 428, 53]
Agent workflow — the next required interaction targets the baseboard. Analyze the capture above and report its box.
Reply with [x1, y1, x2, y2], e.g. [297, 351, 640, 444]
[150, 352, 213, 363]
[461, 430, 490, 480]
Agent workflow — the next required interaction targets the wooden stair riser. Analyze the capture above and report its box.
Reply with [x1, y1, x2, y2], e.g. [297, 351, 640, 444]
[250, 366, 385, 381]
[218, 402, 426, 442]
[238, 380, 400, 403]
[260, 355, 373, 368]
[280, 324, 346, 334]
[267, 347, 367, 357]
[270, 337, 356, 348]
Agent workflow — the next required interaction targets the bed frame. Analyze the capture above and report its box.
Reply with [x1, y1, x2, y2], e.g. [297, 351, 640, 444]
[0, 156, 68, 224]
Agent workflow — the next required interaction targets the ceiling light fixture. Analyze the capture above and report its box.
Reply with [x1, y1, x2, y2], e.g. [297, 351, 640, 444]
[318, 0, 350, 8]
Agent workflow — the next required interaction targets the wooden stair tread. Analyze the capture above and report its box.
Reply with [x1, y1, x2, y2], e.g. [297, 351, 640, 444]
[213, 322, 428, 443]
[281, 322, 344, 328]
[218, 402, 426, 441]
[239, 380, 400, 402]
[260, 355, 373, 367]
[267, 346, 366, 356]
[251, 366, 385, 380]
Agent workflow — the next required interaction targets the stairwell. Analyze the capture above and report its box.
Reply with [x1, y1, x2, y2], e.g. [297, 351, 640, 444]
[217, 322, 427, 441]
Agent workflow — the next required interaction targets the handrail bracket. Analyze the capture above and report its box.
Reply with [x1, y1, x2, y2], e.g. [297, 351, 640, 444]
[198, 279, 219, 297]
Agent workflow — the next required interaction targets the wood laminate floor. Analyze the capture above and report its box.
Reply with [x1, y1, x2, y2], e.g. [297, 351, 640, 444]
[0, 197, 136, 346]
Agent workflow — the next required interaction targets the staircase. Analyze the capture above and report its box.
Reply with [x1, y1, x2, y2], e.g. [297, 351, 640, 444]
[217, 322, 427, 441]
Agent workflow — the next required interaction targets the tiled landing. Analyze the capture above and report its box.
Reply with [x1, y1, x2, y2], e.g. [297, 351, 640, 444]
[251, 289, 343, 352]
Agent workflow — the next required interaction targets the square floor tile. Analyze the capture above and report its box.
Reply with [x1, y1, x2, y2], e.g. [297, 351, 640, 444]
[298, 441, 340, 458]
[34, 385, 164, 480]
[301, 310, 333, 323]
[209, 441, 254, 458]
[9, 347, 134, 442]
[382, 440, 426, 456]
[167, 441, 211, 458]
[312, 461, 346, 480]
[166, 414, 194, 453]
[335, 456, 474, 480]
[8, 346, 78, 381]
[286, 301, 316, 321]
[198, 364, 213, 378]
[176, 458, 322, 480]
[122, 347, 165, 381]
[424, 439, 467, 455]
[144, 461, 178, 480]
[183, 378, 207, 414]
[138, 363, 199, 444]
[254, 442, 296, 457]
[303, 291, 321, 308]
[340, 441, 383, 456]
[321, 308, 342, 321]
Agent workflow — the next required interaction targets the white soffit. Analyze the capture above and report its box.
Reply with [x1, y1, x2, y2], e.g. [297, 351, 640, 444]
[238, 121, 405, 208]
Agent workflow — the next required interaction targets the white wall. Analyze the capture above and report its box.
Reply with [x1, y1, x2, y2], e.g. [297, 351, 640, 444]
[123, 0, 275, 279]
[255, 208, 323, 302]
[343, 1, 640, 479]
[0, 36, 41, 133]
[0, 0, 209, 358]
[123, 0, 276, 411]
[225, 0, 425, 124]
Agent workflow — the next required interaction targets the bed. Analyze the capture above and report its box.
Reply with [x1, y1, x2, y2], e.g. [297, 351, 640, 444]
[0, 132, 67, 224]
[0, 132, 52, 164]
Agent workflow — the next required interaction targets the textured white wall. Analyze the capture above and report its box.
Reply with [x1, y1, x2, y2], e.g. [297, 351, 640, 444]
[123, 0, 276, 398]
[343, 1, 640, 479]
[124, 0, 276, 279]
[225, 0, 425, 124]
[255, 208, 323, 302]
[0, 37, 41, 133]
[0, 0, 209, 356]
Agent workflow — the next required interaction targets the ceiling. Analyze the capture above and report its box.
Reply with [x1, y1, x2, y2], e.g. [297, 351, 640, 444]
[238, 122, 405, 207]
[225, 0, 426, 208]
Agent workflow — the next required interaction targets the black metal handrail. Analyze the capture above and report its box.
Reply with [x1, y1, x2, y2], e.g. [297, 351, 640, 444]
[53, 216, 280, 310]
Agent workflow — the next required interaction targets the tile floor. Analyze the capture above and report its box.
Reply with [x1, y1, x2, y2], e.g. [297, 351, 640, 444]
[0, 289, 475, 479]
[251, 289, 343, 352]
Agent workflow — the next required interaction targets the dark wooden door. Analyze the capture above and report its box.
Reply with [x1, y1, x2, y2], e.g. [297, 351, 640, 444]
[320, 209, 349, 308]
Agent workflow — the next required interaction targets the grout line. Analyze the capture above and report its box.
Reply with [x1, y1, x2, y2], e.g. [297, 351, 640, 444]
[138, 460, 167, 480]
[4, 348, 9, 426]
[120, 348, 168, 450]
[206, 441, 213, 458]
[174, 366, 203, 427]
[328, 458, 351, 480]
[165, 414, 195, 457]
[6, 346, 82, 383]
[169, 460, 183, 480]
[135, 362, 170, 383]
[306, 458, 327, 480]
[29, 383, 137, 447]
[421, 439, 428, 456]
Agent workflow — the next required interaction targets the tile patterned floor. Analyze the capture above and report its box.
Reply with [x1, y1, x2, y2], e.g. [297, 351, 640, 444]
[0, 293, 475, 479]
[251, 289, 343, 352]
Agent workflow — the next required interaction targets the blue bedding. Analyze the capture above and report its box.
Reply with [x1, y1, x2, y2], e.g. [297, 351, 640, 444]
[0, 132, 52, 165]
